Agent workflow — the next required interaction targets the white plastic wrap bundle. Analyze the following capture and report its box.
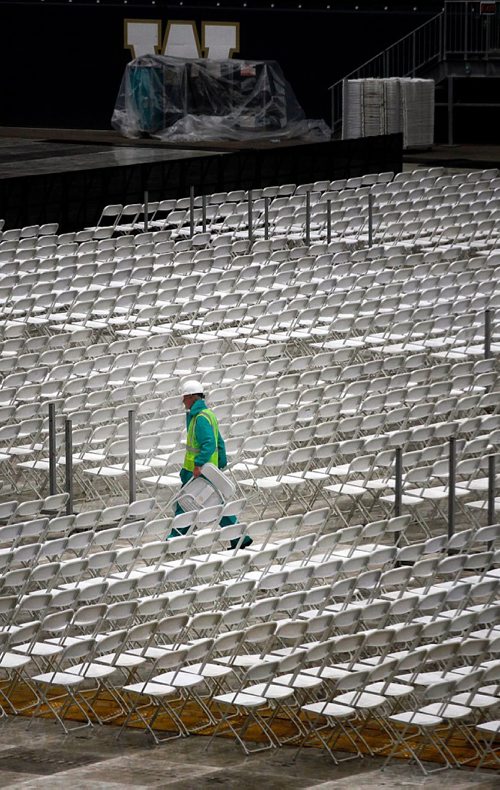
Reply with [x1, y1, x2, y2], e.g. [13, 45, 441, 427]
[363, 79, 386, 137]
[401, 79, 435, 148]
[384, 79, 402, 136]
[342, 79, 363, 139]
[343, 78, 434, 149]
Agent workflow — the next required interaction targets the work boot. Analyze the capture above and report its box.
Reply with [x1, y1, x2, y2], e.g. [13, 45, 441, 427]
[229, 535, 253, 550]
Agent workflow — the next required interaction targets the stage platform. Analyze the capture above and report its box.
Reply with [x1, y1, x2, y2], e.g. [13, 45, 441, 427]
[0, 127, 402, 232]
[404, 143, 500, 169]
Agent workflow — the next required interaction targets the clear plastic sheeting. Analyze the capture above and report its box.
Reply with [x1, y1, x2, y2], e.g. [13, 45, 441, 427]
[112, 54, 331, 143]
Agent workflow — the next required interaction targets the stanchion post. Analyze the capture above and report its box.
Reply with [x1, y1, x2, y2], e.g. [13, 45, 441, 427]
[485, 308, 492, 359]
[189, 185, 195, 238]
[305, 190, 311, 247]
[128, 409, 137, 504]
[264, 196, 269, 241]
[48, 402, 57, 496]
[326, 198, 332, 244]
[202, 194, 207, 233]
[394, 447, 403, 519]
[448, 436, 456, 540]
[248, 189, 253, 243]
[487, 453, 496, 550]
[368, 192, 374, 247]
[143, 190, 149, 233]
[65, 418, 73, 515]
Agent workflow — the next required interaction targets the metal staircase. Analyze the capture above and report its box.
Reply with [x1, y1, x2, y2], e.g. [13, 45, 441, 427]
[329, 1, 500, 143]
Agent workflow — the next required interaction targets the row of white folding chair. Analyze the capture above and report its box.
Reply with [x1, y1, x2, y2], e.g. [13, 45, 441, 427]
[5, 557, 496, 674]
[0, 335, 220, 380]
[0, 329, 93, 360]
[0, 497, 155, 554]
[17, 365, 492, 489]
[18, 554, 493, 680]
[288, 646, 499, 769]
[11, 635, 486, 745]
[1, 254, 492, 344]
[3, 548, 494, 688]
[0, 337, 230, 393]
[232, 422, 500, 520]
[0, 542, 422, 648]
[89, 174, 394, 233]
[142, 411, 496, 515]
[229, 416, 496, 502]
[0, 514, 414, 620]
[0, 615, 340, 737]
[168, 296, 487, 351]
[213, 370, 497, 441]
[3, 332, 494, 434]
[310, 548, 500, 622]
[0, 493, 69, 526]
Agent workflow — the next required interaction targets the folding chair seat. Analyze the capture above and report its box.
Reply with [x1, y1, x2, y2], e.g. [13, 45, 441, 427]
[207, 657, 291, 753]
[120, 642, 217, 741]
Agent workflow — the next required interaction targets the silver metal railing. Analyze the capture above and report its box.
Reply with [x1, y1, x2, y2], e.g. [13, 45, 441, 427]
[329, 1, 500, 136]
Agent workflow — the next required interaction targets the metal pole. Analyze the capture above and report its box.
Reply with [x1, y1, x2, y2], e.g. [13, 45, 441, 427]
[464, 1, 469, 61]
[488, 454, 496, 551]
[447, 75, 454, 146]
[189, 185, 195, 238]
[248, 189, 253, 243]
[485, 308, 492, 359]
[326, 199, 332, 244]
[341, 78, 348, 140]
[48, 402, 57, 496]
[487, 453, 496, 524]
[143, 190, 149, 233]
[368, 193, 374, 247]
[448, 436, 456, 540]
[394, 447, 403, 520]
[264, 196, 269, 241]
[64, 418, 73, 515]
[440, 9, 445, 62]
[128, 409, 136, 505]
[202, 194, 207, 233]
[305, 190, 311, 247]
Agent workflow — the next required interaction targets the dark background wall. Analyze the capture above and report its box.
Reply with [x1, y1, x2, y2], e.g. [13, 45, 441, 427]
[0, 1, 442, 130]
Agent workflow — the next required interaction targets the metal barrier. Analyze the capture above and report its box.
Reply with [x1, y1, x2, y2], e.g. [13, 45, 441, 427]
[128, 409, 137, 505]
[65, 418, 73, 515]
[392, 438, 498, 542]
[48, 403, 57, 497]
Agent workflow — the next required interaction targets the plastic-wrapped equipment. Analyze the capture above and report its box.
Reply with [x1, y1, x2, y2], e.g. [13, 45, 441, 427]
[112, 54, 330, 142]
[175, 463, 236, 513]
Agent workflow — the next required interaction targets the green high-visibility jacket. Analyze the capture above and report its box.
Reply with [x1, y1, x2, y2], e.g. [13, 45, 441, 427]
[180, 399, 228, 484]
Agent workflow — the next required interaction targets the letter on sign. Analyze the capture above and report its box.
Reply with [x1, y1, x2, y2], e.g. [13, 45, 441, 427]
[124, 20, 161, 58]
[124, 19, 240, 60]
[162, 21, 202, 58]
[202, 23, 240, 59]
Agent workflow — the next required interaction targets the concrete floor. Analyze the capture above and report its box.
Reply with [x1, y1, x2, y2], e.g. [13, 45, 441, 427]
[0, 718, 496, 789]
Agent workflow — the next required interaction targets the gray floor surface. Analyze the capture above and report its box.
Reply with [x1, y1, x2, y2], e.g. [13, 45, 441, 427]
[0, 717, 496, 789]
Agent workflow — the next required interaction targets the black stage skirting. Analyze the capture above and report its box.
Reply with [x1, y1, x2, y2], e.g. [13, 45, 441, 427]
[0, 132, 403, 233]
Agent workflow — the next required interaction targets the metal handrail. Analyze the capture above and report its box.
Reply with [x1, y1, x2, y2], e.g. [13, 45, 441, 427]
[329, 1, 500, 135]
[328, 11, 444, 91]
[329, 11, 444, 135]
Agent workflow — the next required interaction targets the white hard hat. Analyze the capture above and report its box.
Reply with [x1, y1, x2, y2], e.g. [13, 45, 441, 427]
[181, 379, 204, 396]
